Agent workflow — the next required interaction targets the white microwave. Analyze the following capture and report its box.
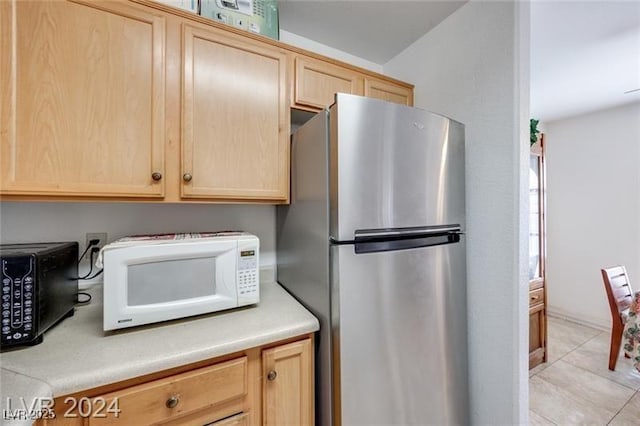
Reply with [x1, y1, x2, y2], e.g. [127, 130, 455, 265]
[101, 232, 259, 331]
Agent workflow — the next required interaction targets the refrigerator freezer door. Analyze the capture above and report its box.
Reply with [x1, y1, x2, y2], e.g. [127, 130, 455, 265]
[330, 94, 465, 242]
[331, 240, 469, 425]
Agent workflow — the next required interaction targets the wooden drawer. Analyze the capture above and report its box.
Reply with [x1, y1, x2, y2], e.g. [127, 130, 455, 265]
[89, 357, 247, 425]
[529, 288, 544, 307]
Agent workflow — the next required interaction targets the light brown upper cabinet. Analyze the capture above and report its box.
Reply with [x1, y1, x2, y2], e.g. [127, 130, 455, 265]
[364, 77, 414, 106]
[0, 0, 166, 197]
[292, 55, 414, 111]
[1, 0, 412, 203]
[181, 23, 289, 201]
[293, 56, 364, 111]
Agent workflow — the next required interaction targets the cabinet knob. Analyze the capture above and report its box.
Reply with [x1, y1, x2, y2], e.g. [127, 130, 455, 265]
[183, 173, 193, 182]
[151, 172, 162, 181]
[166, 395, 179, 409]
[267, 370, 277, 381]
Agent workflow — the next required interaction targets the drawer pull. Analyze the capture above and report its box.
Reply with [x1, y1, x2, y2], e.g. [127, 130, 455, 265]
[166, 395, 180, 409]
[151, 172, 162, 181]
[267, 370, 277, 381]
[531, 295, 539, 301]
[183, 173, 193, 182]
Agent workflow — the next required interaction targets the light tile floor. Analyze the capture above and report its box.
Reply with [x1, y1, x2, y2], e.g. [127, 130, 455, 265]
[529, 316, 640, 425]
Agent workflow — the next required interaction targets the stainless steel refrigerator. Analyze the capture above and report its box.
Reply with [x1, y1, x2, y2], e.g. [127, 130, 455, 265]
[277, 94, 468, 426]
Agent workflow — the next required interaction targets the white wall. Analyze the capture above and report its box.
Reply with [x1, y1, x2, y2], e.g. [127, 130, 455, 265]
[279, 29, 383, 73]
[545, 101, 640, 329]
[0, 203, 276, 281]
[384, 2, 530, 424]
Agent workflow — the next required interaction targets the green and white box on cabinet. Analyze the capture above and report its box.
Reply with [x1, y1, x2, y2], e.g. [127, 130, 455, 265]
[200, 0, 279, 40]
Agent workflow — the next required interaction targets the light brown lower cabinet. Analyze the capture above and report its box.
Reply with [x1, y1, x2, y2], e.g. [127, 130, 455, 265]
[262, 339, 313, 426]
[529, 293, 546, 368]
[36, 336, 313, 426]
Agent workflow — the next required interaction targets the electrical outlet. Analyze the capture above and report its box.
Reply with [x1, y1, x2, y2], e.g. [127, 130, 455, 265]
[85, 232, 108, 251]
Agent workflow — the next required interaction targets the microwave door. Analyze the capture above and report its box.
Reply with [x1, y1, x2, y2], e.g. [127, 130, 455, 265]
[103, 241, 238, 330]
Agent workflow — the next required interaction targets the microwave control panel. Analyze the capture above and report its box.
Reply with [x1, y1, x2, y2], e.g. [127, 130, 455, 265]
[237, 244, 259, 305]
[1, 256, 36, 345]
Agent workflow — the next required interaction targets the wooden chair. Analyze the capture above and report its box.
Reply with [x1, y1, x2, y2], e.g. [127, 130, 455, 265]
[601, 266, 634, 371]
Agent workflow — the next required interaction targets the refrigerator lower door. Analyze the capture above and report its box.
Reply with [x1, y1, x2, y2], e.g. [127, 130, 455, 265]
[331, 240, 468, 425]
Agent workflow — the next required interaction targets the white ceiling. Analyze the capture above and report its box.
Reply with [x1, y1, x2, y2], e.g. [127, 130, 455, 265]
[278, 1, 466, 64]
[530, 1, 640, 122]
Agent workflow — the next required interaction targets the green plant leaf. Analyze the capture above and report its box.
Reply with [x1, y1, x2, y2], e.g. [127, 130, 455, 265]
[530, 118, 540, 146]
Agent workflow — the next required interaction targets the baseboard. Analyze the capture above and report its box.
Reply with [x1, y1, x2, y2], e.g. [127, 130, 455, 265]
[546, 306, 610, 332]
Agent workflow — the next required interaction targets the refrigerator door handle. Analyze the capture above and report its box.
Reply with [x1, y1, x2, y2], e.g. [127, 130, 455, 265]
[353, 226, 463, 255]
[354, 224, 463, 242]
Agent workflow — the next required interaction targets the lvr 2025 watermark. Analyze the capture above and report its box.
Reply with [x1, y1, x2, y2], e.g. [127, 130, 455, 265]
[3, 397, 55, 421]
[3, 396, 121, 420]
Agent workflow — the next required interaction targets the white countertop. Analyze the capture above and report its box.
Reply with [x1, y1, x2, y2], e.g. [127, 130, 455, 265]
[0, 281, 318, 403]
[0, 369, 52, 426]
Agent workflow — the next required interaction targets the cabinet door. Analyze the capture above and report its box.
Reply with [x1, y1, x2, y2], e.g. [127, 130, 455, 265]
[364, 77, 414, 106]
[529, 302, 546, 369]
[181, 24, 289, 201]
[0, 0, 165, 197]
[262, 338, 313, 426]
[294, 56, 363, 110]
